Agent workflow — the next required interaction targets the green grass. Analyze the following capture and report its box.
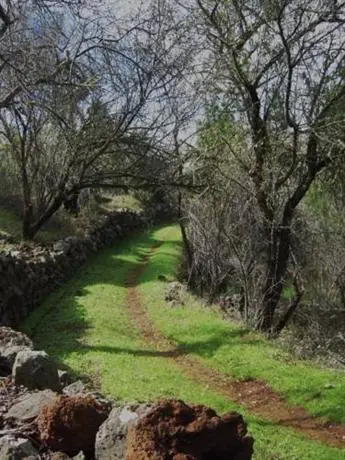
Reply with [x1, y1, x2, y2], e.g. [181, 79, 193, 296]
[21, 226, 345, 459]
[141, 226, 345, 424]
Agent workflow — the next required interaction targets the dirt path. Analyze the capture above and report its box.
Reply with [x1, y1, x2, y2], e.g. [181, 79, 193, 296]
[124, 245, 345, 449]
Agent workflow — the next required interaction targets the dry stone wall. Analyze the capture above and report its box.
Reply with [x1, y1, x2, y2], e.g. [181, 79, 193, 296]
[0, 211, 146, 326]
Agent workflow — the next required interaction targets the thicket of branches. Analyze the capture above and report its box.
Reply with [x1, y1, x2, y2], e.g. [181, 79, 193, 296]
[0, 0, 196, 239]
[2, 0, 345, 350]
[178, 0, 345, 345]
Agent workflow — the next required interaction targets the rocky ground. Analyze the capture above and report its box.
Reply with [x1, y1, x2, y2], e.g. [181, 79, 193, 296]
[0, 326, 254, 459]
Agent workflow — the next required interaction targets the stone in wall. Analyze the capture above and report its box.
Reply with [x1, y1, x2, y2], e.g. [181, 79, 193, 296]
[0, 211, 146, 326]
[12, 350, 61, 392]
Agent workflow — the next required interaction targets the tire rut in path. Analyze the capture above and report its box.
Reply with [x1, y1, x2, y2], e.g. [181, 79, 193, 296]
[124, 245, 345, 449]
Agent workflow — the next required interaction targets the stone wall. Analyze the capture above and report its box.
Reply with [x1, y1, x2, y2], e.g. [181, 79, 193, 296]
[0, 211, 146, 326]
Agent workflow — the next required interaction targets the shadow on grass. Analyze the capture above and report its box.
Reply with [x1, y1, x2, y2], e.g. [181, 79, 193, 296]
[77, 326, 251, 360]
[20, 231, 183, 380]
[80, 344, 184, 358]
[173, 329, 260, 358]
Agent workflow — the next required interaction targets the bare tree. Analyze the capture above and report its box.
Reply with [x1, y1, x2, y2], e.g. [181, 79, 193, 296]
[0, 0, 196, 239]
[0, 0, 89, 109]
[188, 0, 345, 333]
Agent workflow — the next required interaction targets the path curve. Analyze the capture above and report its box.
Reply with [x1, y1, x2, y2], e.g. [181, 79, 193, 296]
[124, 244, 345, 449]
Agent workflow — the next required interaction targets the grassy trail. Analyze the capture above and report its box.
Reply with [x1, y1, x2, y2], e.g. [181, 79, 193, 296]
[22, 226, 345, 459]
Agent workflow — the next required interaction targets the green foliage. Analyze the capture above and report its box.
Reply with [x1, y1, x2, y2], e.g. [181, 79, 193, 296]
[304, 182, 345, 233]
[193, 108, 248, 202]
[0, 208, 22, 240]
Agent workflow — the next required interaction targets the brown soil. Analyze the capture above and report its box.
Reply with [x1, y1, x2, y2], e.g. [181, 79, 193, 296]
[124, 245, 345, 449]
[125, 399, 254, 460]
[38, 395, 109, 456]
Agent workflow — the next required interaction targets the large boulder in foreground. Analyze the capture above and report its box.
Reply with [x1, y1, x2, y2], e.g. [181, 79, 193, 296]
[125, 399, 254, 460]
[38, 395, 110, 457]
[12, 350, 61, 392]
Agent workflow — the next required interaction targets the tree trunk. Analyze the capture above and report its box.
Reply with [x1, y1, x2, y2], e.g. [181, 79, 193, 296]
[21, 161, 34, 240]
[21, 193, 65, 240]
[64, 191, 80, 216]
[180, 220, 193, 268]
[22, 203, 35, 240]
[257, 225, 292, 332]
[177, 184, 193, 274]
[273, 288, 304, 335]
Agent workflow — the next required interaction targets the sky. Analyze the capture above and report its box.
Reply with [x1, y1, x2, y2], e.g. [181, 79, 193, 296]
[105, 0, 138, 18]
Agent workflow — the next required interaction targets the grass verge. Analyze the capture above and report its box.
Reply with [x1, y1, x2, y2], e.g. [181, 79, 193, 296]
[140, 226, 345, 425]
